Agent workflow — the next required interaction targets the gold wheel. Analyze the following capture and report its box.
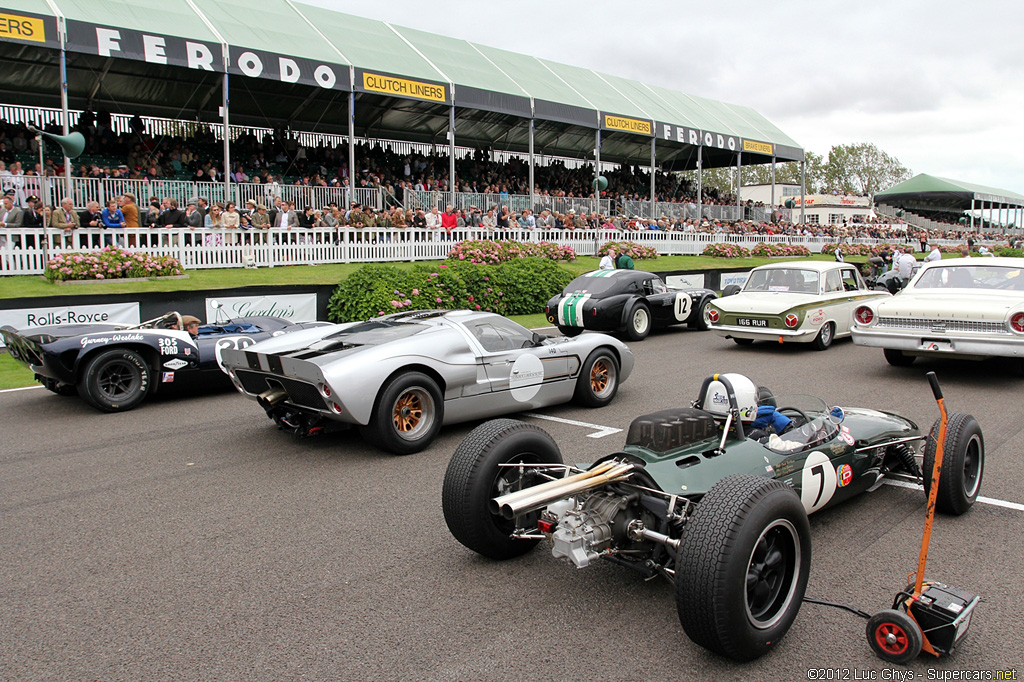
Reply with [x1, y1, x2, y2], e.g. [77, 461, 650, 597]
[590, 359, 609, 393]
[392, 390, 424, 433]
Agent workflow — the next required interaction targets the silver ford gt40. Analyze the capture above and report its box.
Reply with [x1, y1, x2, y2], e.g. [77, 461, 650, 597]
[221, 309, 635, 454]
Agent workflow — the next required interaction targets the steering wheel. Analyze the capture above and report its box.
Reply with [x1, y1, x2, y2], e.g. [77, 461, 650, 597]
[776, 406, 810, 432]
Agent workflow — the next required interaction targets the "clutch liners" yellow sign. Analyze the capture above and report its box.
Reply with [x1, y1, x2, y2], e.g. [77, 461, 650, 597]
[0, 13, 45, 42]
[361, 72, 447, 103]
[604, 114, 652, 135]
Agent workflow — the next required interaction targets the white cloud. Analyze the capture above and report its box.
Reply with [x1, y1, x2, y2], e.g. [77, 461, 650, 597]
[307, 0, 1024, 194]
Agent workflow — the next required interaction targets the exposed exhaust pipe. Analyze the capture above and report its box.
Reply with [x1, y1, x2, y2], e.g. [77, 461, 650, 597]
[257, 387, 288, 409]
[491, 460, 635, 520]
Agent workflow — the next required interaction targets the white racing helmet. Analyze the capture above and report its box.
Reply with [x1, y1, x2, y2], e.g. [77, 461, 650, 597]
[701, 373, 758, 422]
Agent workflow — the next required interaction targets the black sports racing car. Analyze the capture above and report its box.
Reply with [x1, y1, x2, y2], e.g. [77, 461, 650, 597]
[545, 270, 717, 341]
[2, 310, 325, 412]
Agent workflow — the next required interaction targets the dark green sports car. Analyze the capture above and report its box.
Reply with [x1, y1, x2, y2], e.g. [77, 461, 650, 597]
[442, 373, 984, 662]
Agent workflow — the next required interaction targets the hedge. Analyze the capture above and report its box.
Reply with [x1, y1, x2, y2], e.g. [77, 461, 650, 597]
[327, 258, 574, 322]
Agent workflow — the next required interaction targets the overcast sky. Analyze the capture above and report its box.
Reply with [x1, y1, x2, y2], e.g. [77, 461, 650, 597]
[307, 0, 1024, 195]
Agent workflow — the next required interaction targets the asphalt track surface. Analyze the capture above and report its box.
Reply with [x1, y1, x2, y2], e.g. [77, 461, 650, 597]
[3, 328, 1023, 682]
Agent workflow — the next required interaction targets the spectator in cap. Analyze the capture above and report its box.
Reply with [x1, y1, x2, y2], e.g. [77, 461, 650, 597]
[250, 203, 271, 229]
[185, 201, 203, 229]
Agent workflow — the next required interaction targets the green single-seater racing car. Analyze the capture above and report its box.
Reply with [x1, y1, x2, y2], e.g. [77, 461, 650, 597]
[441, 373, 984, 662]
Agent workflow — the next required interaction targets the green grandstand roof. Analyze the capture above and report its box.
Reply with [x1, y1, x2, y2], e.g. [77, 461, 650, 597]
[876, 174, 1024, 211]
[0, 0, 803, 166]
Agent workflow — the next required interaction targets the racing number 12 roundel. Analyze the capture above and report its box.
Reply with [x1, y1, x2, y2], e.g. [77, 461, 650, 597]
[673, 293, 691, 322]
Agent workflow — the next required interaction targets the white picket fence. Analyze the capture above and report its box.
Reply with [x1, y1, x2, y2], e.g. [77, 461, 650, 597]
[0, 225, 952, 276]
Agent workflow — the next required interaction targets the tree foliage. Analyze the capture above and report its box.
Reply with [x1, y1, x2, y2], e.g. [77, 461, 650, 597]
[684, 143, 910, 203]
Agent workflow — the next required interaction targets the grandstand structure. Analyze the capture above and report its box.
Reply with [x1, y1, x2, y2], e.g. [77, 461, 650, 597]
[0, 0, 806, 220]
[875, 174, 1024, 235]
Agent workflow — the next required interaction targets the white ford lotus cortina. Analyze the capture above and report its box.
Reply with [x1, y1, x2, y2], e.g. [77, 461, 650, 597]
[851, 256, 1024, 367]
[707, 261, 890, 350]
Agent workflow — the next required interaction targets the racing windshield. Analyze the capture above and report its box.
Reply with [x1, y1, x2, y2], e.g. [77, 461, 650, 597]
[912, 265, 1024, 291]
[764, 394, 841, 452]
[744, 269, 820, 294]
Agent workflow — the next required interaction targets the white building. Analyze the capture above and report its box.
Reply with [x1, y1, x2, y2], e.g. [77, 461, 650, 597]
[740, 183, 875, 225]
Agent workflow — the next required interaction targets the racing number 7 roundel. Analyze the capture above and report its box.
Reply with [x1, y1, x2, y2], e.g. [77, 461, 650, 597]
[799, 451, 839, 513]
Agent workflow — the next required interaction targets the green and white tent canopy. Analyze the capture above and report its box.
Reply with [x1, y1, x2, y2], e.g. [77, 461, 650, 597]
[875, 174, 1024, 212]
[0, 0, 803, 169]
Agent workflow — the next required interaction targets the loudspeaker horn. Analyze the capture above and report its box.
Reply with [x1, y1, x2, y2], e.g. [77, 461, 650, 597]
[28, 126, 86, 159]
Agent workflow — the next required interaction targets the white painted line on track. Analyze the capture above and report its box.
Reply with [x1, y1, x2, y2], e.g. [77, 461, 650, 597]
[884, 479, 1024, 512]
[0, 385, 43, 393]
[523, 413, 622, 439]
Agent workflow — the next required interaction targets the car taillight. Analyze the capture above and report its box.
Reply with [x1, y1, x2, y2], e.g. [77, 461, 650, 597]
[855, 306, 874, 325]
[1011, 312, 1024, 333]
[537, 518, 556, 534]
[784, 313, 799, 328]
[707, 309, 720, 323]
[321, 383, 331, 397]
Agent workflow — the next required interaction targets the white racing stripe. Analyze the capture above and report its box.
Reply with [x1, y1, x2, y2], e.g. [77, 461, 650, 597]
[883, 479, 1024, 512]
[523, 412, 622, 439]
[0, 385, 44, 393]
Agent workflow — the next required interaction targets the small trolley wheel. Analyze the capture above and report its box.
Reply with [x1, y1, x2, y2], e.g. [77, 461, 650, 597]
[866, 609, 923, 664]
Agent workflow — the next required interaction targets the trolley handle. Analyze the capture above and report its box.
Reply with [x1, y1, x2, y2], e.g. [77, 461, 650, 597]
[926, 371, 943, 400]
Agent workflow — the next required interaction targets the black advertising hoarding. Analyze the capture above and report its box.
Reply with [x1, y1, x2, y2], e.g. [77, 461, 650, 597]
[64, 20, 350, 91]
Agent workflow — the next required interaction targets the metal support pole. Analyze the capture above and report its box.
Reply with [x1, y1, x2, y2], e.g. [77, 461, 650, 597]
[59, 19, 72, 204]
[348, 86, 355, 207]
[970, 198, 975, 230]
[38, 135, 47, 209]
[696, 145, 703, 222]
[649, 136, 656, 219]
[449, 105, 456, 201]
[800, 160, 806, 226]
[736, 151, 742, 218]
[594, 129, 601, 186]
[222, 71, 230, 205]
[770, 156, 776, 219]
[528, 118, 535, 212]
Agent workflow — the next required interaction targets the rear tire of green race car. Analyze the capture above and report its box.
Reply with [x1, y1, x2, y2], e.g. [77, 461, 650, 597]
[676, 474, 811, 662]
[922, 413, 984, 515]
[557, 325, 583, 337]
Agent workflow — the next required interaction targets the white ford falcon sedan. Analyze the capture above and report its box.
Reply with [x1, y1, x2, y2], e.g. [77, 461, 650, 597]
[851, 257, 1024, 367]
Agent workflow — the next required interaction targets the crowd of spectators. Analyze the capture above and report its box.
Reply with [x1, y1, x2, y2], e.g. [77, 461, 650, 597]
[0, 115, 1018, 248]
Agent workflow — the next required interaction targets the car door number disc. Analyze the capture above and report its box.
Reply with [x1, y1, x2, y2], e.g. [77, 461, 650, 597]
[673, 293, 691, 321]
[800, 450, 838, 513]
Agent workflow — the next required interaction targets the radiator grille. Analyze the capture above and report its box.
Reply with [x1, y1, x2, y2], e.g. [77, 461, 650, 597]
[876, 317, 1007, 334]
